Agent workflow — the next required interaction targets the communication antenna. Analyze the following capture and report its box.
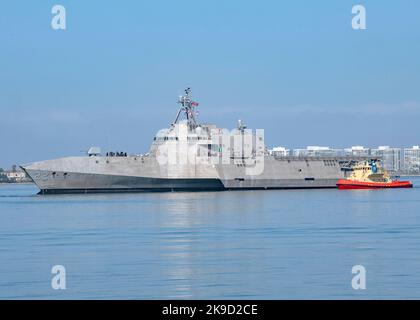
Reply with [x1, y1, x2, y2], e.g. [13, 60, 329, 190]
[172, 88, 200, 129]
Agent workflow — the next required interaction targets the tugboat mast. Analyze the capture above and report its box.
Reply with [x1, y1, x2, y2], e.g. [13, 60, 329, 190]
[172, 87, 199, 129]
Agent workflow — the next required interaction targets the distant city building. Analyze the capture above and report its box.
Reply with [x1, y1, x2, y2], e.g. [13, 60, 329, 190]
[0, 170, 8, 182]
[0, 167, 30, 183]
[404, 146, 420, 173]
[292, 146, 344, 157]
[371, 146, 402, 172]
[344, 145, 371, 156]
[269, 146, 290, 157]
[267, 144, 417, 174]
[5, 171, 28, 182]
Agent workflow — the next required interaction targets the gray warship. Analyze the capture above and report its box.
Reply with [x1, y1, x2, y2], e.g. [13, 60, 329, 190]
[21, 88, 368, 194]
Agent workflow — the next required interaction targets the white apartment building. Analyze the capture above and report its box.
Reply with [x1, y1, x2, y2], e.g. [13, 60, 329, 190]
[292, 146, 344, 157]
[344, 146, 371, 156]
[269, 146, 290, 157]
[5, 171, 28, 182]
[404, 146, 420, 173]
[371, 146, 402, 172]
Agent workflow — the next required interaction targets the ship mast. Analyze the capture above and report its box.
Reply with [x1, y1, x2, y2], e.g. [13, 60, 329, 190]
[172, 88, 199, 129]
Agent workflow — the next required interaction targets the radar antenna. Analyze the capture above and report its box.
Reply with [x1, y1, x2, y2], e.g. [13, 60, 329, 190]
[172, 88, 200, 129]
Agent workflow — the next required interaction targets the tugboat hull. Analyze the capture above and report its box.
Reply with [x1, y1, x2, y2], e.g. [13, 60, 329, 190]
[337, 179, 413, 189]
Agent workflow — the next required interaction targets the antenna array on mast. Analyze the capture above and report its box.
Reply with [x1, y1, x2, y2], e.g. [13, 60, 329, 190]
[172, 88, 200, 128]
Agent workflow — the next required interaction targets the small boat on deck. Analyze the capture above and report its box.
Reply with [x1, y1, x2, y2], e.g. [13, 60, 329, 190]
[337, 160, 413, 189]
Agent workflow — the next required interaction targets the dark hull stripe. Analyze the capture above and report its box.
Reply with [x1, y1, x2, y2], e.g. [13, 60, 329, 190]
[38, 187, 225, 194]
[39, 185, 339, 194]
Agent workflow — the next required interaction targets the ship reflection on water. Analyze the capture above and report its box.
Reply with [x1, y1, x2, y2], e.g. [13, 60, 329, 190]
[154, 191, 267, 299]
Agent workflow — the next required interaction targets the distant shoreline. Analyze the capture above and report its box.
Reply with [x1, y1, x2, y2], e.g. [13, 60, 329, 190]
[0, 181, 34, 185]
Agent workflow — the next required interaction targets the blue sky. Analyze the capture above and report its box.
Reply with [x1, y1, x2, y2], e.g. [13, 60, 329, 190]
[1, 0, 419, 168]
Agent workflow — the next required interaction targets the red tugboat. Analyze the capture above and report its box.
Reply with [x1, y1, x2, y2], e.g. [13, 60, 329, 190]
[337, 160, 413, 189]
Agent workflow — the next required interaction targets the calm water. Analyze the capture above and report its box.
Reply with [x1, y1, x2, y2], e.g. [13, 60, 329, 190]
[1, 179, 420, 299]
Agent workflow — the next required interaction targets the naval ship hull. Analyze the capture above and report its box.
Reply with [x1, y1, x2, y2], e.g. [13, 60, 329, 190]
[23, 170, 226, 194]
[22, 170, 340, 194]
[21, 155, 357, 194]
